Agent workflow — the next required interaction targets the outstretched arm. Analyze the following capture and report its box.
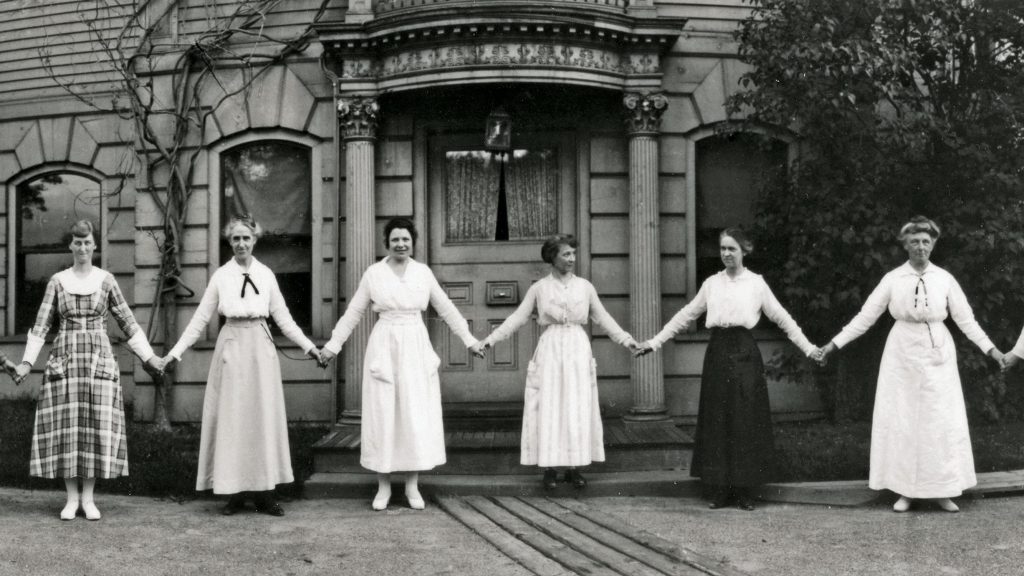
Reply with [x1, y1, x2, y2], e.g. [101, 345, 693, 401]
[322, 273, 374, 357]
[482, 283, 539, 348]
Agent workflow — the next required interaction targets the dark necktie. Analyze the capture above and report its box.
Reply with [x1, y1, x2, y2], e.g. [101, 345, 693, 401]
[241, 273, 260, 298]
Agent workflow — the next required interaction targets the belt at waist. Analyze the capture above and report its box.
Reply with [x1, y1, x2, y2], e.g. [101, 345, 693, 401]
[378, 310, 422, 325]
[224, 317, 268, 327]
[709, 325, 751, 333]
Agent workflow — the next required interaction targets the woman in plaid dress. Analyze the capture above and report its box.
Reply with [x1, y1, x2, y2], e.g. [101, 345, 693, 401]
[13, 220, 162, 521]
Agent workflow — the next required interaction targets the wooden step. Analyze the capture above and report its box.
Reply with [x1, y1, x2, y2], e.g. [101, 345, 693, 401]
[313, 420, 693, 475]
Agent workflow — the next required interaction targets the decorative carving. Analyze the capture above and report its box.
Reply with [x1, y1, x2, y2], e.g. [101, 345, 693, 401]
[623, 92, 668, 135]
[338, 97, 380, 140]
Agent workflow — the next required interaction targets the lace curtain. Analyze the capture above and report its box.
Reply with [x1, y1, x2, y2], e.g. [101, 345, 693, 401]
[445, 148, 558, 242]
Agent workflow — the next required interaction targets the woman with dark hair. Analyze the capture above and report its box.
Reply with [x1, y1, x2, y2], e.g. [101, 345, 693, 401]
[320, 217, 480, 511]
[13, 219, 162, 520]
[817, 216, 1003, 513]
[473, 234, 637, 490]
[162, 214, 321, 517]
[634, 227, 819, 510]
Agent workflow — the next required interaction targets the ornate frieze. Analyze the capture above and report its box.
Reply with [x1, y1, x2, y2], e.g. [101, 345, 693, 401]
[337, 96, 380, 140]
[623, 91, 668, 135]
[339, 42, 661, 81]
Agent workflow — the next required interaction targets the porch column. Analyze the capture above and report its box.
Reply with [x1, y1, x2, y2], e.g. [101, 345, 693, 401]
[337, 96, 379, 425]
[623, 92, 669, 422]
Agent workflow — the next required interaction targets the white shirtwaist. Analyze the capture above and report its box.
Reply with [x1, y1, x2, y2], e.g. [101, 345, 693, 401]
[647, 269, 816, 355]
[325, 258, 478, 473]
[832, 262, 993, 498]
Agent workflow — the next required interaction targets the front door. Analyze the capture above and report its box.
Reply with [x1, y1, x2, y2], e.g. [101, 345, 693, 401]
[427, 132, 576, 413]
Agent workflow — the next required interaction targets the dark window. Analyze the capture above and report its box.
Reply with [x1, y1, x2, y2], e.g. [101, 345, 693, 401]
[220, 140, 312, 332]
[16, 173, 102, 333]
[695, 133, 787, 284]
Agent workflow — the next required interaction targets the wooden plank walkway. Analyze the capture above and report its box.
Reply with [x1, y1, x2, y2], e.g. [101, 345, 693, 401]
[437, 495, 752, 576]
[314, 421, 692, 451]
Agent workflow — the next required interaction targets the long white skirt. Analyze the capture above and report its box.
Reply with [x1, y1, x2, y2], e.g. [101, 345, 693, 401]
[869, 320, 976, 498]
[521, 324, 604, 467]
[196, 319, 294, 494]
[361, 313, 445, 473]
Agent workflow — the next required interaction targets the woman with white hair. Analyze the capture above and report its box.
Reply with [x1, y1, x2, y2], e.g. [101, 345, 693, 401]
[818, 216, 1004, 512]
[162, 214, 321, 517]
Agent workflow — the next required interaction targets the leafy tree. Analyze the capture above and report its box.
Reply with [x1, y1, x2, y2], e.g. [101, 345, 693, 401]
[728, 0, 1024, 420]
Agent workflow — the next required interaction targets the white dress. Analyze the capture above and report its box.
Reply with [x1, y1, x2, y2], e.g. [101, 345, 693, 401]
[832, 262, 993, 498]
[169, 258, 315, 493]
[325, 258, 478, 473]
[485, 275, 633, 467]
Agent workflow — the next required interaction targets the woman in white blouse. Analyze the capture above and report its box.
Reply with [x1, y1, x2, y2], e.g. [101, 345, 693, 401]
[474, 235, 637, 491]
[818, 216, 1003, 513]
[635, 228, 818, 511]
[319, 218, 480, 511]
[162, 215, 321, 517]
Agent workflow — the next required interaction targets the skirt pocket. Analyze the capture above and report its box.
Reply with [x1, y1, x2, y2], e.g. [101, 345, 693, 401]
[45, 354, 69, 382]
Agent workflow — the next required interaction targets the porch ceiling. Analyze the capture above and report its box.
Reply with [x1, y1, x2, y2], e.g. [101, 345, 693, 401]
[315, 1, 685, 95]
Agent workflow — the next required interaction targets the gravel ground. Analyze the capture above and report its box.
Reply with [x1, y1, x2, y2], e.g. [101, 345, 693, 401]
[0, 488, 532, 576]
[591, 495, 1024, 576]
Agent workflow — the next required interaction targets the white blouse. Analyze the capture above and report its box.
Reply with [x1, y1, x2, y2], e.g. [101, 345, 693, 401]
[832, 262, 994, 352]
[324, 258, 478, 354]
[647, 269, 816, 356]
[483, 274, 633, 346]
[168, 257, 315, 359]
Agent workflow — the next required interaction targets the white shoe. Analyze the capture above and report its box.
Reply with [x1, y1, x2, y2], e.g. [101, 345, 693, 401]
[372, 487, 391, 511]
[406, 489, 425, 510]
[81, 501, 101, 521]
[893, 496, 911, 512]
[60, 501, 78, 521]
[935, 498, 959, 513]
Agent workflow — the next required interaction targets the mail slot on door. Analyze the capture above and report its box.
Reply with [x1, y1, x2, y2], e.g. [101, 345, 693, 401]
[486, 281, 519, 306]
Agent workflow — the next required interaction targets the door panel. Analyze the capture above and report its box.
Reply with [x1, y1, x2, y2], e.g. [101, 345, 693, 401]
[428, 132, 576, 408]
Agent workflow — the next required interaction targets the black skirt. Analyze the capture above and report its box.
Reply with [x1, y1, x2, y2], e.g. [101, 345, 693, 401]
[690, 326, 775, 487]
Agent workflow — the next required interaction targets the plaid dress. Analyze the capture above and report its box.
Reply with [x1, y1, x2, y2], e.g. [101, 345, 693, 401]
[29, 272, 143, 479]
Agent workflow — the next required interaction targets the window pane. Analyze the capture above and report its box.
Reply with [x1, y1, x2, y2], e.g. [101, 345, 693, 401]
[220, 140, 312, 332]
[445, 148, 558, 243]
[696, 134, 786, 283]
[16, 173, 103, 333]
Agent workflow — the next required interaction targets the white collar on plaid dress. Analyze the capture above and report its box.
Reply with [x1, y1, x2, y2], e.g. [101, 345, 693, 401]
[56, 267, 107, 295]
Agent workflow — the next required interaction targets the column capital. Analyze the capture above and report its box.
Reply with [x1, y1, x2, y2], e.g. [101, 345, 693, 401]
[338, 96, 380, 141]
[623, 92, 668, 136]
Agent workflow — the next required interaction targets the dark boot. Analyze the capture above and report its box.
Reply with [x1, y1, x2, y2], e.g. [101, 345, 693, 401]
[707, 486, 733, 509]
[735, 487, 756, 511]
[253, 491, 284, 517]
[564, 468, 587, 489]
[222, 493, 247, 516]
[542, 468, 559, 490]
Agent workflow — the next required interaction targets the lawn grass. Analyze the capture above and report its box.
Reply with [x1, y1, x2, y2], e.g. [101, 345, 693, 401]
[773, 419, 1024, 481]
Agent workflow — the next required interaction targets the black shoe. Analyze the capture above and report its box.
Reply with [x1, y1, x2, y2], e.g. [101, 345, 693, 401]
[564, 469, 587, 489]
[542, 469, 559, 490]
[707, 487, 732, 509]
[222, 494, 246, 516]
[253, 492, 285, 517]
[736, 497, 756, 511]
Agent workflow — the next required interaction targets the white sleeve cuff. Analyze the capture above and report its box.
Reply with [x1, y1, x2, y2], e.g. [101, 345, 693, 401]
[126, 331, 155, 362]
[21, 334, 45, 366]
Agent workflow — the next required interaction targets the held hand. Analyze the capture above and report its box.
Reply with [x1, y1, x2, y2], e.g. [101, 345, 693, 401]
[144, 356, 164, 378]
[14, 362, 30, 385]
[1000, 352, 1018, 373]
[307, 347, 324, 366]
[2, 359, 20, 385]
[815, 342, 837, 366]
[989, 348, 1005, 368]
[319, 349, 336, 369]
[161, 355, 178, 374]
[469, 342, 490, 359]
[632, 342, 654, 358]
